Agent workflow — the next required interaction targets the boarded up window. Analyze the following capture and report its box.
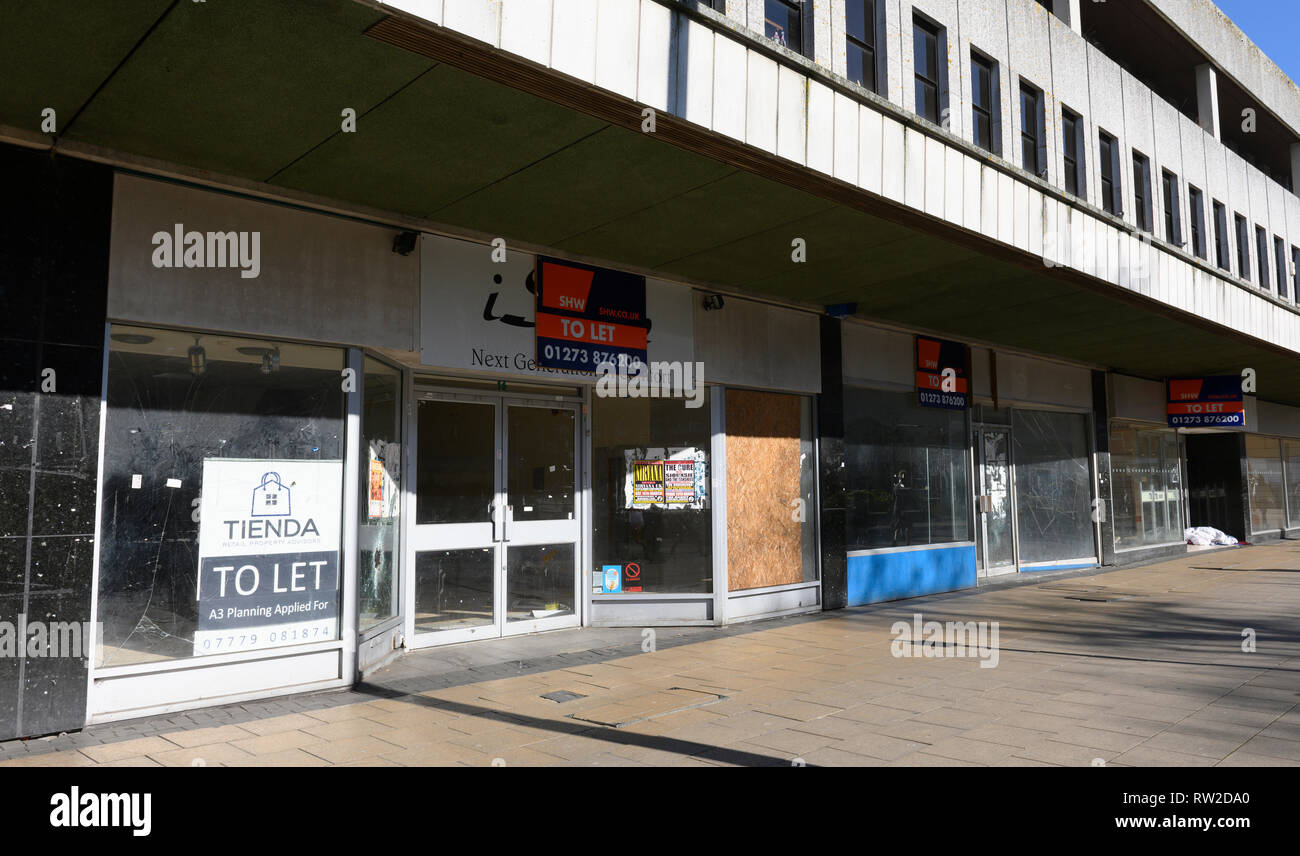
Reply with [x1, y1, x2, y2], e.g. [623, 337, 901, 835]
[725, 390, 816, 591]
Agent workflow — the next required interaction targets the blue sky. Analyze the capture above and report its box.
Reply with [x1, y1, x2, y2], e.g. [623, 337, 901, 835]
[1214, 0, 1300, 83]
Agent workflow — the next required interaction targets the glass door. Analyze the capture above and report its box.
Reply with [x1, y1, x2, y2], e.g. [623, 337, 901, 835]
[976, 426, 1018, 576]
[406, 390, 580, 647]
[502, 404, 580, 634]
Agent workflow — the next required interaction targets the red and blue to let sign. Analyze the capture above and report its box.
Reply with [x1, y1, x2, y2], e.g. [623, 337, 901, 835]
[1166, 376, 1245, 428]
[535, 256, 649, 372]
[915, 336, 969, 410]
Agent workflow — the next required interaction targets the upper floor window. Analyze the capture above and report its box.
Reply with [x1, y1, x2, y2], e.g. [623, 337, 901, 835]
[1188, 186, 1206, 260]
[1099, 130, 1120, 216]
[701, 0, 727, 10]
[1132, 151, 1152, 233]
[1213, 201, 1231, 271]
[913, 16, 942, 124]
[970, 51, 998, 154]
[1020, 82, 1044, 178]
[1235, 213, 1250, 280]
[1256, 225, 1271, 291]
[765, 0, 803, 54]
[1161, 169, 1181, 246]
[1275, 237, 1288, 300]
[1061, 107, 1084, 197]
[1292, 246, 1299, 303]
[846, 0, 878, 93]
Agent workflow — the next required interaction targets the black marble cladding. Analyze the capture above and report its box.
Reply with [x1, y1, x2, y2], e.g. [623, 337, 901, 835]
[0, 143, 111, 740]
[817, 316, 848, 611]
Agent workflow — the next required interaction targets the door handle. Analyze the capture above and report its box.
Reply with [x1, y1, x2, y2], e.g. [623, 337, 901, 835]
[488, 501, 498, 542]
[503, 505, 513, 542]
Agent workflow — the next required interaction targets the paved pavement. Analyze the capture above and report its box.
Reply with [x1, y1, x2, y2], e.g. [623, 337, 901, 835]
[4, 542, 1300, 767]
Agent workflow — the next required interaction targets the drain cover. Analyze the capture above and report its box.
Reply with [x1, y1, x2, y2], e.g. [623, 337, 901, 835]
[541, 690, 587, 703]
[567, 687, 728, 728]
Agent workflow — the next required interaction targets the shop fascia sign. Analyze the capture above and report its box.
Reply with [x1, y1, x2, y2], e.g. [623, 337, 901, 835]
[1166, 377, 1245, 428]
[915, 335, 969, 410]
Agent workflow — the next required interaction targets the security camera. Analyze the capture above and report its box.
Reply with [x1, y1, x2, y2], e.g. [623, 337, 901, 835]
[702, 293, 725, 311]
[392, 231, 418, 256]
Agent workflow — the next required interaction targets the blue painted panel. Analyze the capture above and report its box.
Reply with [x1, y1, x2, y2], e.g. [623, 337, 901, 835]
[846, 545, 977, 606]
[1020, 562, 1096, 573]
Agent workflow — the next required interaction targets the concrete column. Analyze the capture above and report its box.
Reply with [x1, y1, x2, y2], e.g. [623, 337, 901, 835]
[1290, 142, 1300, 194]
[1196, 63, 1221, 139]
[1053, 0, 1082, 34]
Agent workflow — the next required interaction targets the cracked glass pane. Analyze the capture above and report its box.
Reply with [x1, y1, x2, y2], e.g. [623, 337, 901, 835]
[96, 325, 345, 667]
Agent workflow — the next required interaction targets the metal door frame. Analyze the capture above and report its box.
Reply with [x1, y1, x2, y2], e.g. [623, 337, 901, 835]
[403, 383, 583, 649]
[974, 422, 1020, 576]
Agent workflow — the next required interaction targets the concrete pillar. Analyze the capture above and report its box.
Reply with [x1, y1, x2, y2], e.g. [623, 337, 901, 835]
[1196, 63, 1221, 140]
[1290, 142, 1300, 194]
[1053, 0, 1082, 34]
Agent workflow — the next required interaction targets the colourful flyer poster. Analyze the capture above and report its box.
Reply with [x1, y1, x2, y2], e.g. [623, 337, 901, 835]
[664, 460, 696, 504]
[368, 459, 385, 519]
[632, 460, 665, 506]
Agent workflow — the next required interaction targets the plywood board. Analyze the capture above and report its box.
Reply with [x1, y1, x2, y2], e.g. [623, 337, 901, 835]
[725, 389, 804, 591]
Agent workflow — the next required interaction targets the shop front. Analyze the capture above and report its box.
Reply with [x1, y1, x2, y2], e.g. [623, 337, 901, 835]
[83, 172, 825, 721]
[839, 323, 1102, 605]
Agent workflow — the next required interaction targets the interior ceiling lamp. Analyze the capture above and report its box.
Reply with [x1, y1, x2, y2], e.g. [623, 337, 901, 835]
[188, 337, 206, 376]
[237, 346, 282, 374]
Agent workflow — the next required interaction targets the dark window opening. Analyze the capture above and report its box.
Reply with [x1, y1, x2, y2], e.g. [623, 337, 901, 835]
[765, 0, 804, 54]
[1132, 151, 1152, 232]
[1188, 186, 1206, 260]
[1256, 225, 1271, 291]
[913, 17, 941, 124]
[847, 0, 878, 93]
[1235, 213, 1250, 280]
[1291, 246, 1299, 303]
[1062, 107, 1084, 197]
[1161, 169, 1180, 245]
[1213, 201, 1230, 271]
[1020, 82, 1044, 177]
[971, 51, 998, 153]
[1099, 131, 1120, 215]
[1275, 237, 1288, 300]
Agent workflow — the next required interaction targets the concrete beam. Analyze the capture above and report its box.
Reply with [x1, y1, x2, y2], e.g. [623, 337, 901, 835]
[1197, 62, 1221, 139]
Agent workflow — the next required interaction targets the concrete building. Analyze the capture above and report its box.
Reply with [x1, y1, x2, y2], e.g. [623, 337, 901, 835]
[3, 0, 1300, 739]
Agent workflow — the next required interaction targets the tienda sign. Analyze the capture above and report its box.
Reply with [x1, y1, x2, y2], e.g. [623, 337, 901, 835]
[915, 336, 969, 410]
[1166, 376, 1245, 428]
[535, 256, 649, 372]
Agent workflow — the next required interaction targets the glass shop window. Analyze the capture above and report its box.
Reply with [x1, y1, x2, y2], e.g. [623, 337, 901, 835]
[1011, 409, 1096, 564]
[360, 357, 401, 631]
[1109, 423, 1183, 550]
[1246, 435, 1285, 533]
[843, 386, 971, 550]
[96, 325, 346, 667]
[591, 393, 713, 594]
[1286, 439, 1300, 529]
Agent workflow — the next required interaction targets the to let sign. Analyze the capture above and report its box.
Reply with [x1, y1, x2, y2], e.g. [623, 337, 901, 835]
[535, 256, 648, 372]
[915, 336, 969, 410]
[1166, 377, 1245, 428]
